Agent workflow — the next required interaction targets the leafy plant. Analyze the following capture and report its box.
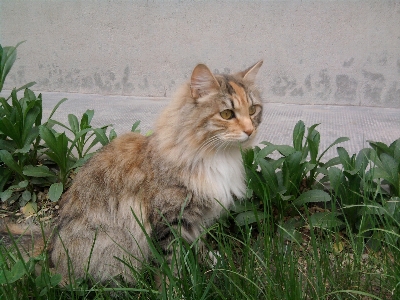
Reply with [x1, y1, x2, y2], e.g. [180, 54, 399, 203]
[0, 42, 120, 205]
[368, 138, 400, 197]
[243, 121, 348, 221]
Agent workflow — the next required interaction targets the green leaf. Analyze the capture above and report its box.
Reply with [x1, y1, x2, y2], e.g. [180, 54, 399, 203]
[23, 165, 56, 178]
[391, 139, 400, 162]
[257, 144, 276, 158]
[0, 150, 24, 177]
[109, 128, 117, 141]
[309, 212, 344, 229]
[21, 105, 40, 143]
[50, 273, 62, 286]
[328, 167, 344, 193]
[93, 128, 109, 146]
[0, 168, 12, 192]
[13, 81, 36, 94]
[0, 189, 13, 202]
[307, 127, 320, 163]
[368, 140, 392, 157]
[277, 218, 304, 244]
[48, 182, 63, 202]
[235, 210, 265, 226]
[68, 114, 80, 134]
[0, 117, 21, 145]
[0, 259, 27, 284]
[337, 147, 352, 170]
[0, 140, 16, 152]
[21, 190, 31, 202]
[317, 136, 350, 162]
[18, 180, 29, 188]
[293, 190, 331, 206]
[293, 120, 305, 151]
[131, 120, 141, 132]
[82, 109, 94, 129]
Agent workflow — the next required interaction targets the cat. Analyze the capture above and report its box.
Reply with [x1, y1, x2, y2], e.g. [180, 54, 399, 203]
[1, 61, 263, 286]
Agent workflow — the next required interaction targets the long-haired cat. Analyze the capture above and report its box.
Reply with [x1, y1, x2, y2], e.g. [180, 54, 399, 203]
[2, 61, 263, 286]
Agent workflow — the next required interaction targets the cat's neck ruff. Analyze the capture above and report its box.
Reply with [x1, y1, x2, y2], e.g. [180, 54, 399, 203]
[152, 133, 248, 213]
[182, 147, 246, 214]
[193, 148, 246, 209]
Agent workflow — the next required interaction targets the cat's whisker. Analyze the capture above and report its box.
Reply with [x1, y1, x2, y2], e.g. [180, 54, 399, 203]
[198, 134, 223, 154]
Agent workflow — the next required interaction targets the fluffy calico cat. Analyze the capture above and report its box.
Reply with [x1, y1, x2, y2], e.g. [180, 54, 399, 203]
[3, 61, 263, 285]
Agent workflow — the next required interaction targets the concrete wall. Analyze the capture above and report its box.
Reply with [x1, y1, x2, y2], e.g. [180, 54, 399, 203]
[1, 0, 400, 108]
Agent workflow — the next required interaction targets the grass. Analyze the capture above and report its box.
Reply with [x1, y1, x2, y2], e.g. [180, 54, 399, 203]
[1, 196, 398, 299]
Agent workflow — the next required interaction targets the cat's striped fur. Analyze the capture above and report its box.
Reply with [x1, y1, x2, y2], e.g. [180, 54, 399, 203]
[2, 61, 263, 285]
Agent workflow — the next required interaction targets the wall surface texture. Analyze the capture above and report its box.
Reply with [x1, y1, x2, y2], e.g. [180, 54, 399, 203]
[1, 0, 400, 108]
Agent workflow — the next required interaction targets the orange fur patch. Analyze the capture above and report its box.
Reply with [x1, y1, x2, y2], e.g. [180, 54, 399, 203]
[228, 81, 247, 106]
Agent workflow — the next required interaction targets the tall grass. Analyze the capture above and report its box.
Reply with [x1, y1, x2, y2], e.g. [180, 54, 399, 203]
[1, 194, 397, 299]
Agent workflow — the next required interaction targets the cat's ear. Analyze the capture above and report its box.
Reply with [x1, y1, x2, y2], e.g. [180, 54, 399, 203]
[190, 64, 220, 100]
[239, 60, 263, 83]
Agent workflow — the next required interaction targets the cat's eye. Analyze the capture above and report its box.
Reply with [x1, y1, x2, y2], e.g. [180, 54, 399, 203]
[220, 109, 235, 120]
[249, 105, 257, 115]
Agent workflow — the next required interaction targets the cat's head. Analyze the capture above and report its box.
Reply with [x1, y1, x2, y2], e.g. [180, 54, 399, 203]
[156, 61, 263, 155]
[190, 61, 263, 145]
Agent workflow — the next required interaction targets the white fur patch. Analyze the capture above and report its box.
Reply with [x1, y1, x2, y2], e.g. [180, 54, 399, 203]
[188, 149, 246, 222]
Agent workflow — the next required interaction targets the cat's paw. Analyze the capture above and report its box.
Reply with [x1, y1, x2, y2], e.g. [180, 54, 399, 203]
[208, 250, 221, 266]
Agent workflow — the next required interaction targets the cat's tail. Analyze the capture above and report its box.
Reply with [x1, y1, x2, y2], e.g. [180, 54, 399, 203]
[0, 217, 50, 258]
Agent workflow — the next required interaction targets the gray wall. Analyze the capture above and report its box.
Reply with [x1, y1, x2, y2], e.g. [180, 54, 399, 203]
[1, 0, 400, 108]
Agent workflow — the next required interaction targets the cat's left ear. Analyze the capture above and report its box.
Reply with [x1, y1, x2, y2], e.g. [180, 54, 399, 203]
[190, 64, 220, 100]
[239, 60, 263, 83]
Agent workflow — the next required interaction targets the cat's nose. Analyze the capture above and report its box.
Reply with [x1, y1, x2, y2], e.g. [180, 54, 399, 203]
[243, 127, 254, 136]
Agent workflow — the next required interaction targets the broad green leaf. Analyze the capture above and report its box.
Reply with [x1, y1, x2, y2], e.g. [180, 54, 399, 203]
[258, 158, 279, 195]
[68, 114, 80, 134]
[93, 128, 109, 146]
[293, 120, 305, 151]
[235, 210, 265, 226]
[355, 148, 370, 172]
[368, 140, 392, 157]
[380, 153, 398, 187]
[0, 168, 12, 192]
[109, 128, 117, 141]
[0, 139, 16, 152]
[21, 105, 40, 143]
[50, 273, 62, 286]
[257, 144, 277, 158]
[48, 182, 63, 202]
[337, 147, 352, 170]
[293, 189, 331, 206]
[390, 138, 400, 162]
[0, 259, 27, 284]
[131, 120, 141, 132]
[328, 167, 344, 193]
[83, 109, 94, 128]
[307, 128, 320, 163]
[277, 219, 304, 244]
[21, 190, 31, 202]
[275, 145, 296, 157]
[309, 212, 344, 229]
[13, 81, 36, 94]
[39, 126, 58, 153]
[23, 165, 56, 178]
[317, 136, 350, 162]
[0, 150, 24, 177]
[18, 180, 29, 188]
[0, 189, 13, 202]
[0, 117, 21, 145]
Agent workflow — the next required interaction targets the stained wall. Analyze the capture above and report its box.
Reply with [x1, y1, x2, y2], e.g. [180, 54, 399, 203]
[1, 1, 400, 107]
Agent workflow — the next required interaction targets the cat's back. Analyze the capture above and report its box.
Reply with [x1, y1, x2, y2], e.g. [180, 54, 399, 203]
[61, 132, 149, 209]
